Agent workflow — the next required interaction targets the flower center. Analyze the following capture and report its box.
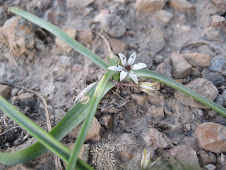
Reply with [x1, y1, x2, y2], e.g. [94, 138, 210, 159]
[124, 65, 131, 71]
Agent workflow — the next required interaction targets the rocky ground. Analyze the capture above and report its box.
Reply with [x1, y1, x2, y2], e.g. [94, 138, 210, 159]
[0, 0, 226, 169]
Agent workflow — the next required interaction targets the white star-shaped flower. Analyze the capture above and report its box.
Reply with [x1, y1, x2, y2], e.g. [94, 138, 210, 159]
[107, 52, 147, 84]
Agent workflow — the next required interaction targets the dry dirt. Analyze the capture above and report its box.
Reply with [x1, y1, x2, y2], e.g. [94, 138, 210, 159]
[0, 0, 226, 170]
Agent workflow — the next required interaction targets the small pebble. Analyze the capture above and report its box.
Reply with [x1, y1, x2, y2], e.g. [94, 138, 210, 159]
[101, 14, 126, 38]
[214, 94, 224, 107]
[135, 0, 166, 13]
[204, 164, 216, 170]
[197, 109, 204, 116]
[155, 55, 164, 63]
[209, 55, 226, 72]
[202, 69, 225, 87]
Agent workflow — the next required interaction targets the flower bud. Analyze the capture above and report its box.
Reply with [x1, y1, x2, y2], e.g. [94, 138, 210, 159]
[141, 149, 150, 169]
[139, 82, 156, 95]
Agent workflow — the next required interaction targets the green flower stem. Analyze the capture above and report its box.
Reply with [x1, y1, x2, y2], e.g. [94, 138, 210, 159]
[135, 70, 226, 117]
[66, 72, 115, 169]
[8, 7, 109, 70]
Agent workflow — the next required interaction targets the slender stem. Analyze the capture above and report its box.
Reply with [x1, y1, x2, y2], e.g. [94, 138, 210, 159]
[66, 72, 115, 169]
[135, 70, 226, 117]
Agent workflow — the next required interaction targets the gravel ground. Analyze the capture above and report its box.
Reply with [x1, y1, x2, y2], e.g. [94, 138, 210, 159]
[0, 0, 225, 169]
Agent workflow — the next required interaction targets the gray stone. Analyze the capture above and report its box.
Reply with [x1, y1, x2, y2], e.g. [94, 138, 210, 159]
[153, 10, 173, 24]
[191, 68, 201, 76]
[181, 53, 211, 67]
[35, 38, 45, 51]
[223, 90, 226, 105]
[155, 58, 172, 78]
[209, 55, 226, 72]
[215, 115, 226, 125]
[209, 152, 217, 164]
[12, 93, 36, 110]
[149, 28, 165, 56]
[170, 145, 201, 170]
[109, 38, 128, 55]
[197, 109, 204, 116]
[11, 88, 19, 96]
[202, 69, 225, 87]
[211, 0, 226, 13]
[198, 150, 215, 165]
[207, 110, 217, 117]
[174, 78, 218, 109]
[204, 27, 221, 41]
[221, 65, 226, 76]
[171, 53, 192, 78]
[215, 94, 224, 107]
[0, 85, 11, 99]
[142, 127, 171, 149]
[197, 150, 210, 165]
[113, 0, 130, 3]
[204, 164, 216, 170]
[101, 14, 126, 38]
[136, 50, 153, 67]
[169, 0, 195, 16]
[0, 7, 7, 26]
[217, 153, 226, 166]
[197, 45, 216, 57]
[135, 0, 166, 13]
[154, 55, 164, 63]
[211, 15, 225, 27]
[66, 0, 94, 8]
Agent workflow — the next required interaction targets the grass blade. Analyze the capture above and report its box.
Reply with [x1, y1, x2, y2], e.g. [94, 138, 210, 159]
[8, 7, 109, 70]
[0, 82, 114, 167]
[66, 72, 115, 169]
[0, 95, 70, 162]
[135, 70, 226, 117]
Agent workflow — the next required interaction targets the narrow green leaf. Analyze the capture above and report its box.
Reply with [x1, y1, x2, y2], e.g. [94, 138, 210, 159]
[0, 95, 70, 162]
[0, 82, 114, 168]
[8, 7, 108, 70]
[66, 72, 115, 169]
[135, 70, 226, 117]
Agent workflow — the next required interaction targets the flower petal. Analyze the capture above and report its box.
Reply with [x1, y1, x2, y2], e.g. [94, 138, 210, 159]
[120, 70, 128, 81]
[107, 65, 123, 71]
[118, 53, 127, 66]
[129, 71, 138, 84]
[132, 63, 147, 70]
[128, 52, 136, 66]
